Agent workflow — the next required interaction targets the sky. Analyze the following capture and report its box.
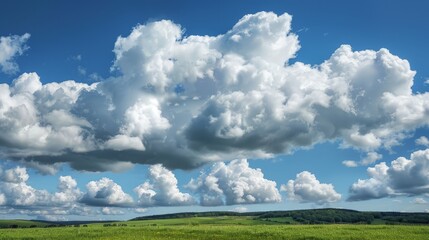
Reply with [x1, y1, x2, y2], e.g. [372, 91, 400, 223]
[1, 0, 429, 221]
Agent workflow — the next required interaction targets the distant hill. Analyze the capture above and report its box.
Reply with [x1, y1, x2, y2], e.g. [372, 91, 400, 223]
[1, 208, 428, 229]
[132, 208, 429, 225]
[0, 219, 116, 229]
[0, 219, 50, 228]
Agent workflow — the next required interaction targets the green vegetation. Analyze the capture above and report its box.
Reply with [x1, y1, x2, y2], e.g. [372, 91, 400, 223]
[1, 209, 429, 239]
[1, 219, 429, 240]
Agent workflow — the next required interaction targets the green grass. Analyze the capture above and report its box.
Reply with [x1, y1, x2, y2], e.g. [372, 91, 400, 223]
[125, 216, 272, 226]
[258, 216, 298, 224]
[1, 217, 429, 240]
[1, 224, 428, 240]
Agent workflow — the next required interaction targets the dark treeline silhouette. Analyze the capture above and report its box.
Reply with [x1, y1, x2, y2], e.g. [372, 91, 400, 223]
[132, 208, 429, 225]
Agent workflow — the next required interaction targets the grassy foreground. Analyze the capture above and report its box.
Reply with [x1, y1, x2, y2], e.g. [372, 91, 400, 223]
[1, 217, 429, 240]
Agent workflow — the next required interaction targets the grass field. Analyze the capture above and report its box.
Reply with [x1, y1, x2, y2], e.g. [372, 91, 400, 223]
[1, 216, 429, 240]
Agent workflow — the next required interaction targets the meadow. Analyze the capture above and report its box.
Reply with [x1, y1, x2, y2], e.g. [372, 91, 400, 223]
[1, 216, 429, 240]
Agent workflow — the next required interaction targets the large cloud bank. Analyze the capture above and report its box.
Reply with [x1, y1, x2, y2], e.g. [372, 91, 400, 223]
[0, 160, 306, 219]
[0, 12, 428, 172]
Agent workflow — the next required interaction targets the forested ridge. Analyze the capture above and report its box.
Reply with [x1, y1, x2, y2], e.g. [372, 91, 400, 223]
[133, 208, 429, 224]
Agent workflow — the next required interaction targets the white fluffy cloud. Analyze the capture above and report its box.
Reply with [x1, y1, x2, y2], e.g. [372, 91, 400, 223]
[52, 176, 83, 205]
[281, 171, 341, 205]
[81, 178, 134, 207]
[0, 165, 92, 220]
[134, 164, 194, 206]
[0, 167, 142, 221]
[0, 33, 30, 74]
[0, 166, 50, 206]
[0, 12, 428, 172]
[187, 159, 281, 206]
[0, 72, 97, 160]
[348, 149, 429, 201]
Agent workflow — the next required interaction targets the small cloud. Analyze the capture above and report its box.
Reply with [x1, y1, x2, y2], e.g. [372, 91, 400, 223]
[360, 152, 382, 166]
[412, 198, 427, 204]
[416, 136, 429, 147]
[134, 208, 147, 213]
[425, 78, 429, 84]
[342, 160, 358, 167]
[0, 33, 30, 74]
[89, 73, 103, 82]
[78, 66, 87, 76]
[232, 206, 248, 213]
[343, 152, 382, 168]
[101, 207, 125, 215]
[297, 27, 309, 33]
[72, 54, 82, 61]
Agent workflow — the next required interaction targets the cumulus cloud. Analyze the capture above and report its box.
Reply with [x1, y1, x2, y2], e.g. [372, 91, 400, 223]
[0, 12, 428, 172]
[0, 33, 30, 74]
[0, 165, 96, 220]
[187, 159, 281, 206]
[0, 72, 97, 159]
[52, 176, 83, 205]
[281, 171, 341, 205]
[342, 152, 382, 167]
[134, 164, 194, 206]
[81, 178, 134, 207]
[0, 166, 50, 206]
[0, 167, 82, 207]
[348, 149, 429, 201]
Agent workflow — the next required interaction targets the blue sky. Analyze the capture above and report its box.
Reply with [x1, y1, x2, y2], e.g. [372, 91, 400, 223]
[1, 0, 429, 221]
